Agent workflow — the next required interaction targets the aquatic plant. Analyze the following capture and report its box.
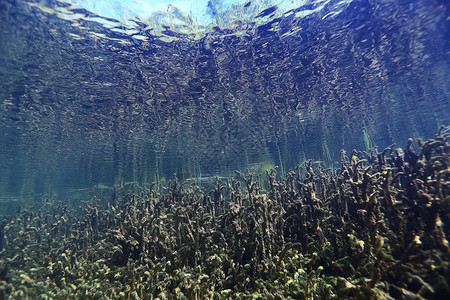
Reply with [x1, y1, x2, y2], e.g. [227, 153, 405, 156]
[0, 128, 448, 299]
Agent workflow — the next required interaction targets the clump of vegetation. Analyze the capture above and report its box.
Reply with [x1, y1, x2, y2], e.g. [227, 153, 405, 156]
[0, 128, 448, 299]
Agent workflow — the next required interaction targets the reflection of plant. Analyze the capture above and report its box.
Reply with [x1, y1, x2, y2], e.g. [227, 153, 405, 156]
[0, 128, 448, 298]
[322, 138, 332, 162]
[362, 126, 373, 151]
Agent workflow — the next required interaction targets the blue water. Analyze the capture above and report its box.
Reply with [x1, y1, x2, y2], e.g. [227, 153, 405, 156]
[0, 0, 449, 205]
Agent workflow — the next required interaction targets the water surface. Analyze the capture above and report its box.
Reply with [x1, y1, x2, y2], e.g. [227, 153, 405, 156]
[0, 0, 448, 202]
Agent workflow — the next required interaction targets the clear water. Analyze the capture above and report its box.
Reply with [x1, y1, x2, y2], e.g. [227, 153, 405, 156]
[0, 0, 449, 205]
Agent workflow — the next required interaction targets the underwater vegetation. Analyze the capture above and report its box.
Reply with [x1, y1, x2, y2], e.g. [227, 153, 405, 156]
[0, 128, 448, 299]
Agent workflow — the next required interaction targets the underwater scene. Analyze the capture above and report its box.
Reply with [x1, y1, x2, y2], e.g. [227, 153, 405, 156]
[0, 0, 449, 298]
